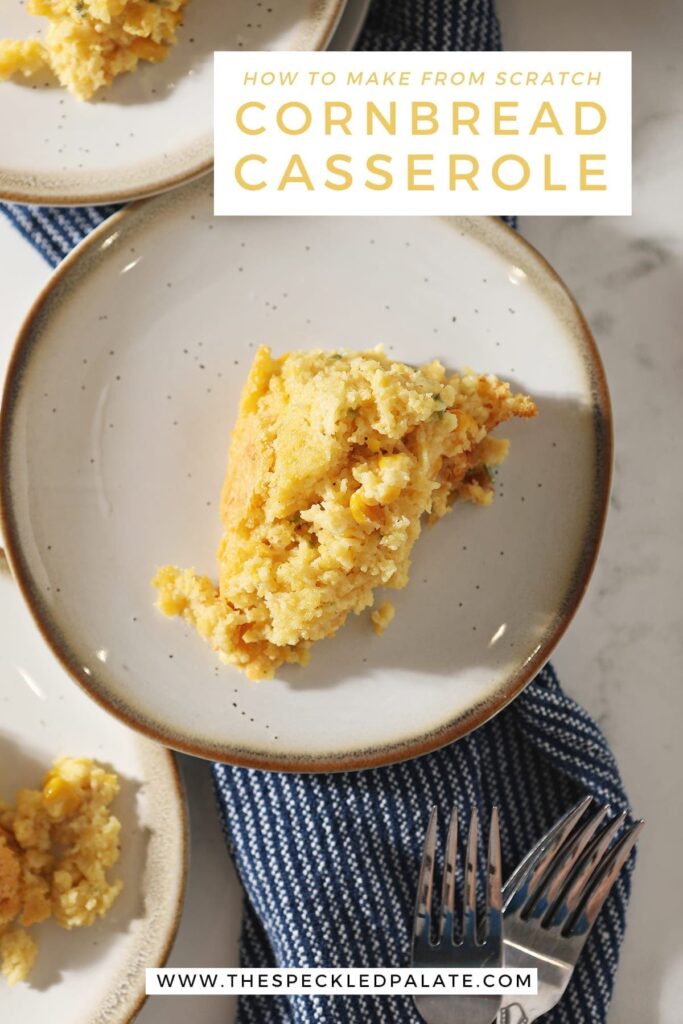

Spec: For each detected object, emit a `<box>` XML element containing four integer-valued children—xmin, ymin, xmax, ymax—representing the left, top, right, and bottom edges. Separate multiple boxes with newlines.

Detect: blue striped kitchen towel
<box><xmin>214</xmin><ymin>663</ymin><xmax>635</xmax><ymax>1024</ymax></box>
<box><xmin>0</xmin><ymin>2</ymin><xmax>635</xmax><ymax>1023</ymax></box>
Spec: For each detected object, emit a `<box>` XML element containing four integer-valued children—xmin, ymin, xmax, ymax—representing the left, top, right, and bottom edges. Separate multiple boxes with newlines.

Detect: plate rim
<box><xmin>112</xmin><ymin>745</ymin><xmax>189</xmax><ymax>1023</ymax></box>
<box><xmin>328</xmin><ymin>0</ymin><xmax>370</xmax><ymax>51</ymax></box>
<box><xmin>0</xmin><ymin>207</ymin><xmax>613</xmax><ymax>773</ymax></box>
<box><xmin>0</xmin><ymin>0</ymin><xmax>349</xmax><ymax>207</ymax></box>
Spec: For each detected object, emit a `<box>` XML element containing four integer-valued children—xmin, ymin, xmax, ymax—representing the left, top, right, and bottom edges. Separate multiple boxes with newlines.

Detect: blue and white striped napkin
<box><xmin>214</xmin><ymin>663</ymin><xmax>634</xmax><ymax>1024</ymax></box>
<box><xmin>0</xmin><ymin>2</ymin><xmax>635</xmax><ymax>1022</ymax></box>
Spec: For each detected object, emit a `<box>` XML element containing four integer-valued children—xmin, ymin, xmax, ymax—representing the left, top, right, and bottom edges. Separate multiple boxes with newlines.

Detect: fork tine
<box><xmin>439</xmin><ymin>807</ymin><xmax>458</xmax><ymax>943</ymax></box>
<box><xmin>487</xmin><ymin>807</ymin><xmax>502</xmax><ymax>945</ymax></box>
<box><xmin>550</xmin><ymin>812</ymin><xmax>627</xmax><ymax>926</ymax></box>
<box><xmin>413</xmin><ymin>806</ymin><xmax>438</xmax><ymax>945</ymax></box>
<box><xmin>524</xmin><ymin>806</ymin><xmax>610</xmax><ymax>919</ymax></box>
<box><xmin>463</xmin><ymin>807</ymin><xmax>479</xmax><ymax>944</ymax></box>
<box><xmin>566</xmin><ymin>820</ymin><xmax>644</xmax><ymax>936</ymax></box>
<box><xmin>503</xmin><ymin>796</ymin><xmax>593</xmax><ymax>913</ymax></box>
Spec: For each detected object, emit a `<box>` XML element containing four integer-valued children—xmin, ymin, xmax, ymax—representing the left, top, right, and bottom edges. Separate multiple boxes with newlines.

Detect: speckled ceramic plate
<box><xmin>0</xmin><ymin>182</ymin><xmax>612</xmax><ymax>771</ymax></box>
<box><xmin>0</xmin><ymin>560</ymin><xmax>187</xmax><ymax>1020</ymax></box>
<box><xmin>0</xmin><ymin>0</ymin><xmax>347</xmax><ymax>206</ymax></box>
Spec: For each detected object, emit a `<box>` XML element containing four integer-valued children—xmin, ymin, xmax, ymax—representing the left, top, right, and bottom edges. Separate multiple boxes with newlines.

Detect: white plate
<box><xmin>0</xmin><ymin>182</ymin><xmax>612</xmax><ymax>771</ymax></box>
<box><xmin>0</xmin><ymin>0</ymin><xmax>347</xmax><ymax>205</ymax></box>
<box><xmin>0</xmin><ymin>561</ymin><xmax>187</xmax><ymax>1020</ymax></box>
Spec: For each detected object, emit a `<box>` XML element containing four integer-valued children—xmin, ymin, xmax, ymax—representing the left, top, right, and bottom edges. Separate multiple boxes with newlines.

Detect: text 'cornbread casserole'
<box><xmin>0</xmin><ymin>0</ymin><xmax>187</xmax><ymax>101</ymax></box>
<box><xmin>153</xmin><ymin>346</ymin><xmax>537</xmax><ymax>680</ymax></box>
<box><xmin>0</xmin><ymin>757</ymin><xmax>122</xmax><ymax>986</ymax></box>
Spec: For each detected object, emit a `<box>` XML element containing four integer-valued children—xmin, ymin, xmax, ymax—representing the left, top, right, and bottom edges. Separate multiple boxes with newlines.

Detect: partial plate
<box><xmin>328</xmin><ymin>0</ymin><xmax>370</xmax><ymax>50</ymax></box>
<box><xmin>0</xmin><ymin>181</ymin><xmax>612</xmax><ymax>771</ymax></box>
<box><xmin>0</xmin><ymin>0</ymin><xmax>347</xmax><ymax>206</ymax></box>
<box><xmin>0</xmin><ymin>559</ymin><xmax>188</xmax><ymax>1021</ymax></box>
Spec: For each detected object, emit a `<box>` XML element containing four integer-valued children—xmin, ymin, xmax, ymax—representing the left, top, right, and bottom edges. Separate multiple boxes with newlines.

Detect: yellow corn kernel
<box><xmin>381</xmin><ymin>484</ymin><xmax>402</xmax><ymax>504</ymax></box>
<box><xmin>42</xmin><ymin>776</ymin><xmax>81</xmax><ymax>818</ymax></box>
<box><xmin>349</xmin><ymin>490</ymin><xmax>381</xmax><ymax>526</ymax></box>
<box><xmin>367</xmin><ymin>437</ymin><xmax>381</xmax><ymax>453</ymax></box>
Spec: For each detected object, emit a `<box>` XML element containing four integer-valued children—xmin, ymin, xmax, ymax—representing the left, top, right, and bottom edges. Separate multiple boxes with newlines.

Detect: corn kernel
<box><xmin>367</xmin><ymin>437</ymin><xmax>381</xmax><ymax>453</ymax></box>
<box><xmin>349</xmin><ymin>490</ymin><xmax>381</xmax><ymax>526</ymax></box>
<box><xmin>380</xmin><ymin>484</ymin><xmax>402</xmax><ymax>504</ymax></box>
<box><xmin>42</xmin><ymin>777</ymin><xmax>81</xmax><ymax>818</ymax></box>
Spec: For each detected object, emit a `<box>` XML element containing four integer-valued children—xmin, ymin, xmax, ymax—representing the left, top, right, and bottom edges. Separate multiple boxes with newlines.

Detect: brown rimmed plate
<box><xmin>0</xmin><ymin>179</ymin><xmax>611</xmax><ymax>771</ymax></box>
<box><xmin>0</xmin><ymin>0</ymin><xmax>348</xmax><ymax>206</ymax></box>
<box><xmin>0</xmin><ymin>568</ymin><xmax>187</xmax><ymax>1019</ymax></box>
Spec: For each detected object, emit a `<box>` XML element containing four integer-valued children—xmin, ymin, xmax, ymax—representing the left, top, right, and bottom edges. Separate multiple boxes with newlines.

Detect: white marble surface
<box><xmin>499</xmin><ymin>1</ymin><xmax>683</xmax><ymax>1020</ymax></box>
<box><xmin>1</xmin><ymin>0</ymin><xmax>682</xmax><ymax>1019</ymax></box>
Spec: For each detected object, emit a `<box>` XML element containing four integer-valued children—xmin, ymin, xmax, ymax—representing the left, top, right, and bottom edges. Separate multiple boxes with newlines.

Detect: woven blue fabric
<box><xmin>214</xmin><ymin>663</ymin><xmax>635</xmax><ymax>1024</ymax></box>
<box><xmin>358</xmin><ymin>0</ymin><xmax>502</xmax><ymax>51</ymax></box>
<box><xmin>0</xmin><ymin>2</ymin><xmax>635</xmax><ymax>1022</ymax></box>
<box><xmin>0</xmin><ymin>201</ymin><xmax>118</xmax><ymax>267</ymax></box>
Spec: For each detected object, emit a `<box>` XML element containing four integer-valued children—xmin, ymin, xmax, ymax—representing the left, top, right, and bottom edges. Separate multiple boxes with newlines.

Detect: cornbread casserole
<box><xmin>154</xmin><ymin>346</ymin><xmax>537</xmax><ymax>680</ymax></box>
<box><xmin>0</xmin><ymin>757</ymin><xmax>122</xmax><ymax>986</ymax></box>
<box><xmin>0</xmin><ymin>0</ymin><xmax>187</xmax><ymax>101</ymax></box>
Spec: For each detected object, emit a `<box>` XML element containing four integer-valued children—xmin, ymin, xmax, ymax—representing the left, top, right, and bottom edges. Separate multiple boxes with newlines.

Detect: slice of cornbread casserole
<box><xmin>153</xmin><ymin>346</ymin><xmax>537</xmax><ymax>680</ymax></box>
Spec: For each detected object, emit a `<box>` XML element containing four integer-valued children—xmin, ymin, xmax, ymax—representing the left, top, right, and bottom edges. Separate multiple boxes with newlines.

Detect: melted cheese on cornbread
<box><xmin>153</xmin><ymin>346</ymin><xmax>537</xmax><ymax>680</ymax></box>
<box><xmin>0</xmin><ymin>0</ymin><xmax>186</xmax><ymax>100</ymax></box>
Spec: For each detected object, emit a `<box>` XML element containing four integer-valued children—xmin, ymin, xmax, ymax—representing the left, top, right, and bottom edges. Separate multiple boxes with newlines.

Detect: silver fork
<box><xmin>499</xmin><ymin>797</ymin><xmax>644</xmax><ymax>1023</ymax></box>
<box><xmin>412</xmin><ymin>806</ymin><xmax>503</xmax><ymax>1024</ymax></box>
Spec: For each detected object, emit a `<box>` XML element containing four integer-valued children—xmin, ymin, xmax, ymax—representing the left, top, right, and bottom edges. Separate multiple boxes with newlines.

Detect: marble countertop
<box><xmin>501</xmin><ymin>1</ymin><xmax>683</xmax><ymax>1020</ymax></box>
<box><xmin>1</xmin><ymin>0</ymin><xmax>681</xmax><ymax>1019</ymax></box>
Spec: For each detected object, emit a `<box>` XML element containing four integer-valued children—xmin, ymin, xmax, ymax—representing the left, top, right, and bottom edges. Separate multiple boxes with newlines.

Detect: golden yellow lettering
<box><xmin>235</xmin><ymin>102</ymin><xmax>266</xmax><ymax>135</ymax></box>
<box><xmin>492</xmin><ymin>155</ymin><xmax>530</xmax><ymax>191</ymax></box>
<box><xmin>325</xmin><ymin>103</ymin><xmax>352</xmax><ymax>136</ymax></box>
<box><xmin>407</xmin><ymin>154</ymin><xmax>434</xmax><ymax>191</ymax></box>
<box><xmin>452</xmin><ymin>102</ymin><xmax>480</xmax><ymax>135</ymax></box>
<box><xmin>412</xmin><ymin>102</ymin><xmax>438</xmax><ymax>135</ymax></box>
<box><xmin>449</xmin><ymin>154</ymin><xmax>479</xmax><ymax>190</ymax></box>
<box><xmin>580</xmin><ymin>154</ymin><xmax>607</xmax><ymax>190</ymax></box>
<box><xmin>276</xmin><ymin>102</ymin><xmax>312</xmax><ymax>136</ymax></box>
<box><xmin>366</xmin><ymin>154</ymin><xmax>393</xmax><ymax>190</ymax></box>
<box><xmin>277</xmin><ymin>154</ymin><xmax>314</xmax><ymax>190</ymax></box>
<box><xmin>530</xmin><ymin>102</ymin><xmax>563</xmax><ymax>135</ymax></box>
<box><xmin>543</xmin><ymin>153</ymin><xmax>566</xmax><ymax>191</ymax></box>
<box><xmin>367</xmin><ymin>102</ymin><xmax>396</xmax><ymax>135</ymax></box>
<box><xmin>494</xmin><ymin>102</ymin><xmax>519</xmax><ymax>135</ymax></box>
<box><xmin>325</xmin><ymin>154</ymin><xmax>353</xmax><ymax>190</ymax></box>
<box><xmin>234</xmin><ymin>154</ymin><xmax>267</xmax><ymax>190</ymax></box>
<box><xmin>576</xmin><ymin>102</ymin><xmax>607</xmax><ymax>135</ymax></box>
